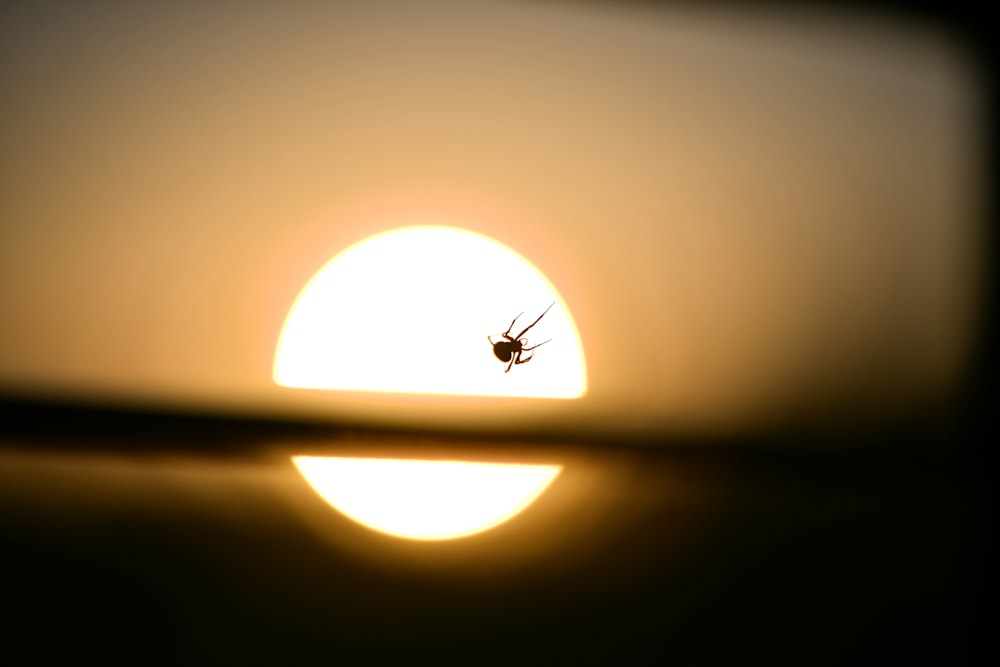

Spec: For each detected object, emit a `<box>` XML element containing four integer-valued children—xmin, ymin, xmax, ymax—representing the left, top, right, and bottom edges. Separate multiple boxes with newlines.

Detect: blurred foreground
<box><xmin>0</xmin><ymin>399</ymin><xmax>990</xmax><ymax>665</ymax></box>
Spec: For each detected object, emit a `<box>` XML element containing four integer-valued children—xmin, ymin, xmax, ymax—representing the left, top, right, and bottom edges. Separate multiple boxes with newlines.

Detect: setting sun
<box><xmin>274</xmin><ymin>226</ymin><xmax>586</xmax><ymax>398</ymax></box>
<box><xmin>293</xmin><ymin>456</ymin><xmax>562</xmax><ymax>540</ymax></box>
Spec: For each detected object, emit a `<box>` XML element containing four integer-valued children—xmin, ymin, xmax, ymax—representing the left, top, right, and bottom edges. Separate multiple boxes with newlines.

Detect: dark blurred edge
<box><xmin>0</xmin><ymin>1</ymin><xmax>994</xmax><ymax>663</ymax></box>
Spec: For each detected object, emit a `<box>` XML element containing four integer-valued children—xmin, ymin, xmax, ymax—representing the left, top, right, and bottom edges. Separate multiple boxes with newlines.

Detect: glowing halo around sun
<box><xmin>293</xmin><ymin>456</ymin><xmax>562</xmax><ymax>540</ymax></box>
<box><xmin>273</xmin><ymin>226</ymin><xmax>586</xmax><ymax>398</ymax></box>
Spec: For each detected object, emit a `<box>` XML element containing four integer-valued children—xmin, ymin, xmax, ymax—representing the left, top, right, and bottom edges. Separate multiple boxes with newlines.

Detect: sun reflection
<box><xmin>273</xmin><ymin>226</ymin><xmax>586</xmax><ymax>398</ymax></box>
<box><xmin>293</xmin><ymin>456</ymin><xmax>562</xmax><ymax>540</ymax></box>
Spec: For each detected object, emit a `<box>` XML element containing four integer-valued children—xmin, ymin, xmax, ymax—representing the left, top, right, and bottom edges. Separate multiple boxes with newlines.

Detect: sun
<box><xmin>293</xmin><ymin>456</ymin><xmax>562</xmax><ymax>540</ymax></box>
<box><xmin>273</xmin><ymin>226</ymin><xmax>586</xmax><ymax>398</ymax></box>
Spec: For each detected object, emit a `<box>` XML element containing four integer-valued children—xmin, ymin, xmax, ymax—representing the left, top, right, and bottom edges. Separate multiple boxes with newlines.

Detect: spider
<box><xmin>488</xmin><ymin>302</ymin><xmax>555</xmax><ymax>373</ymax></box>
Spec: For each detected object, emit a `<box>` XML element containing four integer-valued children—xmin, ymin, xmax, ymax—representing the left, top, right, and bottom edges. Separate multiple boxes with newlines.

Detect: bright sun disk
<box><xmin>273</xmin><ymin>226</ymin><xmax>586</xmax><ymax>398</ymax></box>
<box><xmin>293</xmin><ymin>456</ymin><xmax>562</xmax><ymax>540</ymax></box>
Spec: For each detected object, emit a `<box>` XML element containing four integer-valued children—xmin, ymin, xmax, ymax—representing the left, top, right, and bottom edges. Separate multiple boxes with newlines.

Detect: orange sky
<box><xmin>0</xmin><ymin>1</ymin><xmax>985</xmax><ymax>438</ymax></box>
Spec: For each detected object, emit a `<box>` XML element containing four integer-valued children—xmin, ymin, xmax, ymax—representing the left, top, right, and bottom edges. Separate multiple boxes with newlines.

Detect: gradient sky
<box><xmin>0</xmin><ymin>0</ymin><xmax>984</xmax><ymax>437</ymax></box>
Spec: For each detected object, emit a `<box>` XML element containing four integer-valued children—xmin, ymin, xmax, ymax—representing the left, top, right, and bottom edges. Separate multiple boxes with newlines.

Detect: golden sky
<box><xmin>0</xmin><ymin>1</ymin><xmax>985</xmax><ymax>437</ymax></box>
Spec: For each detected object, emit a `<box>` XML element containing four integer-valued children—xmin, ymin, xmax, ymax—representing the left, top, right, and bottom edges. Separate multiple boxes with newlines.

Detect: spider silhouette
<box><xmin>488</xmin><ymin>302</ymin><xmax>555</xmax><ymax>373</ymax></box>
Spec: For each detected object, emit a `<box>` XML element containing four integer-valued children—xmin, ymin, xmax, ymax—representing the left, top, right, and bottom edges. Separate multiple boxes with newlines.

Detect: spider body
<box><xmin>488</xmin><ymin>302</ymin><xmax>554</xmax><ymax>372</ymax></box>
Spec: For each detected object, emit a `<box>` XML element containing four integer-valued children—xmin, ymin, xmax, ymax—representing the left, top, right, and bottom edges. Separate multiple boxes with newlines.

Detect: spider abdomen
<box><xmin>492</xmin><ymin>341</ymin><xmax>518</xmax><ymax>362</ymax></box>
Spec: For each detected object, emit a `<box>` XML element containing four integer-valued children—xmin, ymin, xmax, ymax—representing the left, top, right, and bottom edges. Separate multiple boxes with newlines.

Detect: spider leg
<box><xmin>515</xmin><ymin>302</ymin><xmax>555</xmax><ymax>339</ymax></box>
<box><xmin>521</xmin><ymin>338</ymin><xmax>551</xmax><ymax>351</ymax></box>
<box><xmin>515</xmin><ymin>338</ymin><xmax>553</xmax><ymax>366</ymax></box>
<box><xmin>504</xmin><ymin>351</ymin><xmax>517</xmax><ymax>373</ymax></box>
<box><xmin>503</xmin><ymin>313</ymin><xmax>524</xmax><ymax>337</ymax></box>
<box><xmin>514</xmin><ymin>351</ymin><xmax>536</xmax><ymax>365</ymax></box>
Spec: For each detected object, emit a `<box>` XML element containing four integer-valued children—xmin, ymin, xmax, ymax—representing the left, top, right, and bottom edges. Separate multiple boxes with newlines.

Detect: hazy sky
<box><xmin>0</xmin><ymin>0</ymin><xmax>984</xmax><ymax>437</ymax></box>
